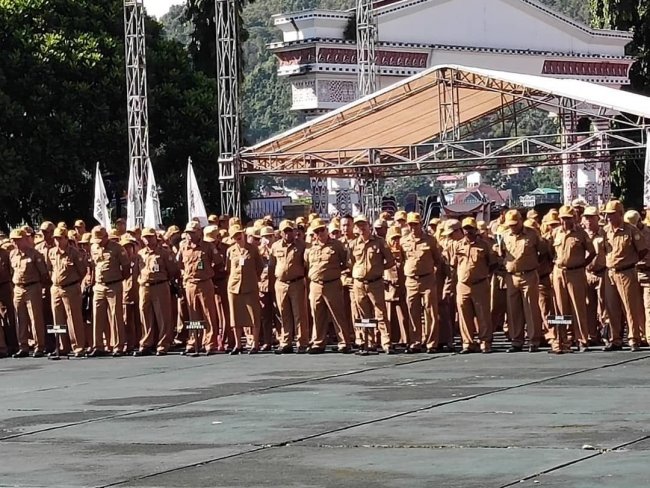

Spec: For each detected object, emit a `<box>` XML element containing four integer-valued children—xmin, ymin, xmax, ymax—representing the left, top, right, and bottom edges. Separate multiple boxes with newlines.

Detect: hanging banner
<box><xmin>126</xmin><ymin>162</ymin><xmax>137</xmax><ymax>230</ymax></box>
<box><xmin>144</xmin><ymin>159</ymin><xmax>163</xmax><ymax>229</ymax></box>
<box><xmin>187</xmin><ymin>158</ymin><xmax>208</xmax><ymax>227</ymax></box>
<box><xmin>93</xmin><ymin>162</ymin><xmax>111</xmax><ymax>229</ymax></box>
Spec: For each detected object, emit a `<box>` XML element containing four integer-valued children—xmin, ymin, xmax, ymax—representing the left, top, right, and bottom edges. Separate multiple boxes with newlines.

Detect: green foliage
<box><xmin>0</xmin><ymin>0</ymin><xmax>219</xmax><ymax>228</ymax></box>
<box><xmin>160</xmin><ymin>3</ymin><xmax>191</xmax><ymax>46</ymax></box>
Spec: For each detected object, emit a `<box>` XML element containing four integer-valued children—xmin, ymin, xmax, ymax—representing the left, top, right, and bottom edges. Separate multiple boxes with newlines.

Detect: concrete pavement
<box><xmin>1</xmin><ymin>349</ymin><xmax>649</xmax><ymax>487</ymax></box>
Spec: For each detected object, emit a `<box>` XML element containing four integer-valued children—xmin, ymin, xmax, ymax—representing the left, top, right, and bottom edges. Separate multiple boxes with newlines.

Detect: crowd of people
<box><xmin>0</xmin><ymin>196</ymin><xmax>648</xmax><ymax>360</ymax></box>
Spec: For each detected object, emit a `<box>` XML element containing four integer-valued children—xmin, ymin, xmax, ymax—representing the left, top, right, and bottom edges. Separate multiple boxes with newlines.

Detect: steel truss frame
<box><xmin>124</xmin><ymin>0</ymin><xmax>150</xmax><ymax>227</ymax></box>
<box><xmin>216</xmin><ymin>0</ymin><xmax>241</xmax><ymax>217</ymax></box>
<box><xmin>240</xmin><ymin>67</ymin><xmax>648</xmax><ymax>180</ymax></box>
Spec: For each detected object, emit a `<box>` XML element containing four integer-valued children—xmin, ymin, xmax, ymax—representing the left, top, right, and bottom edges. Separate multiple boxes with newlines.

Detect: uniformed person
<box><xmin>134</xmin><ymin>227</ymin><xmax>180</xmax><ymax>356</ymax></box>
<box><xmin>583</xmin><ymin>206</ymin><xmax>609</xmax><ymax>344</ymax></box>
<box><xmin>258</xmin><ymin>226</ymin><xmax>276</xmax><ymax>351</ymax></box>
<box><xmin>121</xmin><ymin>236</ymin><xmax>140</xmax><ymax>352</ymax></box>
<box><xmin>499</xmin><ymin>209</ymin><xmax>545</xmax><ymax>352</ymax></box>
<box><xmin>10</xmin><ymin>229</ymin><xmax>50</xmax><ymax>357</ymax></box>
<box><xmin>270</xmin><ymin>220</ymin><xmax>309</xmax><ymax>354</ymax></box>
<box><xmin>552</xmin><ymin>206</ymin><xmax>595</xmax><ymax>353</ymax></box>
<box><xmin>339</xmin><ymin>215</ymin><xmax>357</xmax><ymax>346</ymax></box>
<box><xmin>384</xmin><ymin>225</ymin><xmax>409</xmax><ymax>346</ymax></box>
<box><xmin>48</xmin><ymin>227</ymin><xmax>87</xmax><ymax>357</ymax></box>
<box><xmin>304</xmin><ymin>218</ymin><xmax>353</xmax><ymax>354</ymax></box>
<box><xmin>625</xmin><ymin>210</ymin><xmax>650</xmax><ymax>344</ymax></box>
<box><xmin>0</xmin><ymin>240</ymin><xmax>16</xmax><ymax>357</ymax></box>
<box><xmin>226</xmin><ymin>224</ymin><xmax>264</xmax><ymax>354</ymax></box>
<box><xmin>349</xmin><ymin>215</ymin><xmax>396</xmax><ymax>353</ymax></box>
<box><xmin>89</xmin><ymin>226</ymin><xmax>130</xmax><ymax>357</ymax></box>
<box><xmin>603</xmin><ymin>200</ymin><xmax>647</xmax><ymax>351</ymax></box>
<box><xmin>451</xmin><ymin>217</ymin><xmax>497</xmax><ymax>354</ymax></box>
<box><xmin>401</xmin><ymin>212</ymin><xmax>443</xmax><ymax>353</ymax></box>
<box><xmin>439</xmin><ymin>219</ymin><xmax>463</xmax><ymax>351</ymax></box>
<box><xmin>179</xmin><ymin>221</ymin><xmax>222</xmax><ymax>355</ymax></box>
<box><xmin>36</xmin><ymin>221</ymin><xmax>57</xmax><ymax>352</ymax></box>
<box><xmin>203</xmin><ymin>225</ymin><xmax>231</xmax><ymax>351</ymax></box>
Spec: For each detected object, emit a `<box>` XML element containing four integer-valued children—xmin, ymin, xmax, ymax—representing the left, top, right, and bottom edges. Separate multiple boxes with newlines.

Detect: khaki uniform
<box><xmin>402</xmin><ymin>233</ymin><xmax>442</xmax><ymax>350</ymax></box>
<box><xmin>213</xmin><ymin>242</ymin><xmax>232</xmax><ymax>348</ymax></box>
<box><xmin>635</xmin><ymin>224</ymin><xmax>650</xmax><ymax>342</ymax></box>
<box><xmin>501</xmin><ymin>227</ymin><xmax>544</xmax><ymax>348</ymax></box>
<box><xmin>604</xmin><ymin>222</ymin><xmax>647</xmax><ymax>346</ymax></box>
<box><xmin>305</xmin><ymin>237</ymin><xmax>351</xmax><ymax>349</ymax></box>
<box><xmin>486</xmin><ymin>234</ymin><xmax>507</xmax><ymax>333</ymax></box>
<box><xmin>258</xmin><ymin>244</ymin><xmax>275</xmax><ymax>348</ymax></box>
<box><xmin>181</xmin><ymin>241</ymin><xmax>222</xmax><ymax>352</ymax></box>
<box><xmin>439</xmin><ymin>238</ymin><xmax>457</xmax><ymax>347</ymax></box>
<box><xmin>384</xmin><ymin>244</ymin><xmax>408</xmax><ymax>344</ymax></box>
<box><xmin>0</xmin><ymin>248</ymin><xmax>16</xmax><ymax>355</ymax></box>
<box><xmin>538</xmin><ymin>235</ymin><xmax>557</xmax><ymax>343</ymax></box>
<box><xmin>451</xmin><ymin>236</ymin><xmax>496</xmax><ymax>351</ymax></box>
<box><xmin>123</xmin><ymin>254</ymin><xmax>140</xmax><ymax>350</ymax></box>
<box><xmin>226</xmin><ymin>243</ymin><xmax>264</xmax><ymax>349</ymax></box>
<box><xmin>91</xmin><ymin>241</ymin><xmax>130</xmax><ymax>352</ymax></box>
<box><xmin>48</xmin><ymin>245</ymin><xmax>87</xmax><ymax>354</ymax></box>
<box><xmin>270</xmin><ymin>239</ymin><xmax>308</xmax><ymax>349</ymax></box>
<box><xmin>552</xmin><ymin>227</ymin><xmax>595</xmax><ymax>350</ymax></box>
<box><xmin>11</xmin><ymin>248</ymin><xmax>49</xmax><ymax>353</ymax></box>
<box><xmin>36</xmin><ymin>239</ymin><xmax>56</xmax><ymax>351</ymax></box>
<box><xmin>339</xmin><ymin>236</ymin><xmax>357</xmax><ymax>342</ymax></box>
<box><xmin>137</xmin><ymin>245</ymin><xmax>179</xmax><ymax>352</ymax></box>
<box><xmin>585</xmin><ymin>229</ymin><xmax>608</xmax><ymax>343</ymax></box>
<box><xmin>349</xmin><ymin>235</ymin><xmax>395</xmax><ymax>350</ymax></box>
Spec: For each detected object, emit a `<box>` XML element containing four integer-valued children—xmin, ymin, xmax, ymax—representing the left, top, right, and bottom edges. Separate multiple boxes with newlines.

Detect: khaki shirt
<box><xmin>48</xmin><ymin>245</ymin><xmax>87</xmax><ymax>287</ymax></box>
<box><xmin>585</xmin><ymin>228</ymin><xmax>606</xmax><ymax>275</ymax></box>
<box><xmin>90</xmin><ymin>241</ymin><xmax>130</xmax><ymax>284</ymax></box>
<box><xmin>553</xmin><ymin>227</ymin><xmax>595</xmax><ymax>269</ymax></box>
<box><xmin>180</xmin><ymin>240</ymin><xmax>221</xmax><ymax>284</ymax></box>
<box><xmin>35</xmin><ymin>239</ymin><xmax>55</xmax><ymax>260</ymax></box>
<box><xmin>258</xmin><ymin>244</ymin><xmax>272</xmax><ymax>293</ymax></box>
<box><xmin>305</xmin><ymin>237</ymin><xmax>347</xmax><ymax>283</ymax></box>
<box><xmin>339</xmin><ymin>235</ymin><xmax>355</xmax><ymax>287</ymax></box>
<box><xmin>10</xmin><ymin>248</ymin><xmax>49</xmax><ymax>286</ymax></box>
<box><xmin>0</xmin><ymin>248</ymin><xmax>12</xmax><ymax>284</ymax></box>
<box><xmin>213</xmin><ymin>242</ymin><xmax>229</xmax><ymax>282</ymax></box>
<box><xmin>636</xmin><ymin>224</ymin><xmax>650</xmax><ymax>271</ymax></box>
<box><xmin>451</xmin><ymin>236</ymin><xmax>496</xmax><ymax>285</ymax></box>
<box><xmin>137</xmin><ymin>245</ymin><xmax>178</xmax><ymax>285</ymax></box>
<box><xmin>226</xmin><ymin>242</ymin><xmax>264</xmax><ymax>294</ymax></box>
<box><xmin>401</xmin><ymin>233</ymin><xmax>441</xmax><ymax>278</ymax></box>
<box><xmin>501</xmin><ymin>227</ymin><xmax>544</xmax><ymax>273</ymax></box>
<box><xmin>604</xmin><ymin>222</ymin><xmax>647</xmax><ymax>270</ymax></box>
<box><xmin>270</xmin><ymin>239</ymin><xmax>306</xmax><ymax>282</ymax></box>
<box><xmin>349</xmin><ymin>235</ymin><xmax>394</xmax><ymax>281</ymax></box>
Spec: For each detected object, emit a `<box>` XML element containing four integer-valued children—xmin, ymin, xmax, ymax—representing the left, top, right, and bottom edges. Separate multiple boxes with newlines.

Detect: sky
<box><xmin>144</xmin><ymin>0</ymin><xmax>181</xmax><ymax>19</ymax></box>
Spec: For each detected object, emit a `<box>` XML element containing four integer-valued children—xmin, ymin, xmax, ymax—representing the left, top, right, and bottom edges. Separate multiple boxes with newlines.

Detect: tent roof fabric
<box><xmin>242</xmin><ymin>64</ymin><xmax>650</xmax><ymax>172</ymax></box>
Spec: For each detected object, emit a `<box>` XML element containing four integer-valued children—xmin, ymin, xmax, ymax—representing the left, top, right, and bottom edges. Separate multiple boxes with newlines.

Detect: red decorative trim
<box><xmin>276</xmin><ymin>47</ymin><xmax>317</xmax><ymax>67</ymax></box>
<box><xmin>542</xmin><ymin>60</ymin><xmax>630</xmax><ymax>77</ymax></box>
<box><xmin>317</xmin><ymin>48</ymin><xmax>428</xmax><ymax>68</ymax></box>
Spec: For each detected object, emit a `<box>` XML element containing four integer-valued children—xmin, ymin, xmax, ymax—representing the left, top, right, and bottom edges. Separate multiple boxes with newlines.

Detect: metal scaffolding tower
<box><xmin>357</xmin><ymin>0</ymin><xmax>379</xmax><ymax>218</ymax></box>
<box><xmin>123</xmin><ymin>0</ymin><xmax>150</xmax><ymax>227</ymax></box>
<box><xmin>356</xmin><ymin>0</ymin><xmax>378</xmax><ymax>97</ymax></box>
<box><xmin>216</xmin><ymin>0</ymin><xmax>242</xmax><ymax>217</ymax></box>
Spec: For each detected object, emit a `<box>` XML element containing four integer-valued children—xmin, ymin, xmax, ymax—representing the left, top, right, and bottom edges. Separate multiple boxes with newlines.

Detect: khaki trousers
<box><xmin>139</xmin><ymin>282</ymin><xmax>173</xmax><ymax>352</ymax></box>
<box><xmin>405</xmin><ymin>273</ymin><xmax>439</xmax><ymax>349</ymax></box>
<box><xmin>215</xmin><ymin>279</ymin><xmax>233</xmax><ymax>348</ymax></box>
<box><xmin>609</xmin><ymin>268</ymin><xmax>645</xmax><ymax>346</ymax></box>
<box><xmin>51</xmin><ymin>284</ymin><xmax>85</xmax><ymax>354</ymax></box>
<box><xmin>538</xmin><ymin>273</ymin><xmax>556</xmax><ymax>343</ymax></box>
<box><xmin>15</xmin><ymin>283</ymin><xmax>45</xmax><ymax>353</ymax></box>
<box><xmin>259</xmin><ymin>291</ymin><xmax>275</xmax><ymax>347</ymax></box>
<box><xmin>353</xmin><ymin>279</ymin><xmax>391</xmax><ymax>349</ymax></box>
<box><xmin>586</xmin><ymin>272</ymin><xmax>606</xmax><ymax>342</ymax></box>
<box><xmin>275</xmin><ymin>279</ymin><xmax>309</xmax><ymax>348</ymax></box>
<box><xmin>456</xmin><ymin>279</ymin><xmax>492</xmax><ymax>349</ymax></box>
<box><xmin>505</xmin><ymin>270</ymin><xmax>543</xmax><ymax>348</ymax></box>
<box><xmin>642</xmin><ymin>286</ymin><xmax>650</xmax><ymax>342</ymax></box>
<box><xmin>553</xmin><ymin>268</ymin><xmax>589</xmax><ymax>350</ymax></box>
<box><xmin>229</xmin><ymin>291</ymin><xmax>261</xmax><ymax>349</ymax></box>
<box><xmin>309</xmin><ymin>280</ymin><xmax>351</xmax><ymax>349</ymax></box>
<box><xmin>185</xmin><ymin>280</ymin><xmax>219</xmax><ymax>351</ymax></box>
<box><xmin>93</xmin><ymin>282</ymin><xmax>126</xmax><ymax>352</ymax></box>
<box><xmin>0</xmin><ymin>281</ymin><xmax>16</xmax><ymax>353</ymax></box>
<box><xmin>490</xmin><ymin>273</ymin><xmax>507</xmax><ymax>332</ymax></box>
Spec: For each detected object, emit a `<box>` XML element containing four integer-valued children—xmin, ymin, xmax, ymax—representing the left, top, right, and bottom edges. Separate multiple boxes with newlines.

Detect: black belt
<box><xmin>354</xmin><ymin>276</ymin><xmax>382</xmax><ymax>285</ymax></box>
<box><xmin>144</xmin><ymin>280</ymin><xmax>167</xmax><ymax>287</ymax></box>
<box><xmin>59</xmin><ymin>280</ymin><xmax>81</xmax><ymax>289</ymax></box>
<box><xmin>97</xmin><ymin>278</ymin><xmax>122</xmax><ymax>286</ymax></box>
<box><xmin>508</xmin><ymin>269</ymin><xmax>536</xmax><ymax>276</ymax></box>
<box><xmin>556</xmin><ymin>264</ymin><xmax>585</xmax><ymax>271</ymax></box>
<box><xmin>279</xmin><ymin>277</ymin><xmax>304</xmax><ymax>284</ymax></box>
<box><xmin>408</xmin><ymin>272</ymin><xmax>432</xmax><ymax>279</ymax></box>
<box><xmin>16</xmin><ymin>281</ymin><xmax>39</xmax><ymax>288</ymax></box>
<box><xmin>312</xmin><ymin>277</ymin><xmax>340</xmax><ymax>285</ymax></box>
<box><xmin>589</xmin><ymin>268</ymin><xmax>606</xmax><ymax>276</ymax></box>
<box><xmin>471</xmin><ymin>276</ymin><xmax>489</xmax><ymax>285</ymax></box>
<box><xmin>609</xmin><ymin>264</ymin><xmax>637</xmax><ymax>273</ymax></box>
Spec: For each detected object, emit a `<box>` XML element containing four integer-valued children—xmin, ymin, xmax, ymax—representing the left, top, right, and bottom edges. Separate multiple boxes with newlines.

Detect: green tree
<box><xmin>590</xmin><ymin>0</ymin><xmax>649</xmax><ymax>206</ymax></box>
<box><xmin>0</xmin><ymin>0</ymin><xmax>219</xmax><ymax>228</ymax></box>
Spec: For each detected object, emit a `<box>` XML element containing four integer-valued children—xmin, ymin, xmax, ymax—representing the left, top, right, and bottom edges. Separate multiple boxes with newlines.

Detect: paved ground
<box><xmin>2</xmin><ymin>348</ymin><xmax>650</xmax><ymax>488</ymax></box>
